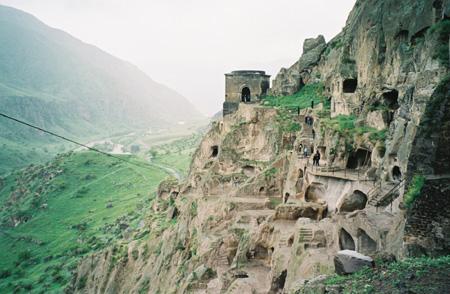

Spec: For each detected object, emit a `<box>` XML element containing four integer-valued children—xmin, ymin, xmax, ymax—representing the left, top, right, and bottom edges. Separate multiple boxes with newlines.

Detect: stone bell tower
<box><xmin>223</xmin><ymin>70</ymin><xmax>270</xmax><ymax>116</ymax></box>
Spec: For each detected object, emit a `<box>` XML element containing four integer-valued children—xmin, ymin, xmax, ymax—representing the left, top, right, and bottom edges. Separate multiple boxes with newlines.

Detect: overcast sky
<box><xmin>0</xmin><ymin>0</ymin><xmax>356</xmax><ymax>115</ymax></box>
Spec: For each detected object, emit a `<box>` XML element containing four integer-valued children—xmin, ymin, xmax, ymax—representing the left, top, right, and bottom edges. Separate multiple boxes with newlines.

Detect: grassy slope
<box><xmin>324</xmin><ymin>255</ymin><xmax>450</xmax><ymax>294</ymax></box>
<box><xmin>0</xmin><ymin>151</ymin><xmax>168</xmax><ymax>293</ymax></box>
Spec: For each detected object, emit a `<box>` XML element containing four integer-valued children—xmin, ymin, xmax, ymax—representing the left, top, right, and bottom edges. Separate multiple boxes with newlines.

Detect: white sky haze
<box><xmin>0</xmin><ymin>0</ymin><xmax>356</xmax><ymax>115</ymax></box>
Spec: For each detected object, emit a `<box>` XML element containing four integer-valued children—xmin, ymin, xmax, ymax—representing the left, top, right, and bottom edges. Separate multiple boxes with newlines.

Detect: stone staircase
<box><xmin>298</xmin><ymin>228</ymin><xmax>313</xmax><ymax>243</ymax></box>
<box><xmin>367</xmin><ymin>180</ymin><xmax>405</xmax><ymax>207</ymax></box>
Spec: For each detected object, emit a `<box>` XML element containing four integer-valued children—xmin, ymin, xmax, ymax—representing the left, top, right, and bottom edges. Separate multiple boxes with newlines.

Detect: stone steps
<box><xmin>298</xmin><ymin>228</ymin><xmax>313</xmax><ymax>242</ymax></box>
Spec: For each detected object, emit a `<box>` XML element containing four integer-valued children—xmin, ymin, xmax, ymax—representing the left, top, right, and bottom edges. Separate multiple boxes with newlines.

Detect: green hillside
<box><xmin>0</xmin><ymin>151</ymin><xmax>169</xmax><ymax>293</ymax></box>
<box><xmin>0</xmin><ymin>5</ymin><xmax>204</xmax><ymax>173</ymax></box>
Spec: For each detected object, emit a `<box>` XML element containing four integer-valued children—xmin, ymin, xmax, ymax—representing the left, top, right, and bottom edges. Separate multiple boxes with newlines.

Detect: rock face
<box><xmin>69</xmin><ymin>1</ymin><xmax>450</xmax><ymax>293</ymax></box>
<box><xmin>333</xmin><ymin>250</ymin><xmax>374</xmax><ymax>275</ymax></box>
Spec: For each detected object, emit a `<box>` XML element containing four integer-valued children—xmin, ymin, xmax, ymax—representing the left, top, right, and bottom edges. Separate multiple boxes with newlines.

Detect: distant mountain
<box><xmin>0</xmin><ymin>5</ymin><xmax>204</xmax><ymax>173</ymax></box>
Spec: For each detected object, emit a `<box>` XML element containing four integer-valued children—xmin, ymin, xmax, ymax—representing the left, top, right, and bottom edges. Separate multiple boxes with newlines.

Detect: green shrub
<box><xmin>17</xmin><ymin>250</ymin><xmax>32</xmax><ymax>263</ymax></box>
<box><xmin>262</xmin><ymin>83</ymin><xmax>326</xmax><ymax>110</ymax></box>
<box><xmin>428</xmin><ymin>20</ymin><xmax>450</xmax><ymax>66</ymax></box>
<box><xmin>404</xmin><ymin>175</ymin><xmax>426</xmax><ymax>208</ymax></box>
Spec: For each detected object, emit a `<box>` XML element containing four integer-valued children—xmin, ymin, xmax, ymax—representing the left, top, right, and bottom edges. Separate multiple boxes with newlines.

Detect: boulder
<box><xmin>333</xmin><ymin>250</ymin><xmax>374</xmax><ymax>275</ymax></box>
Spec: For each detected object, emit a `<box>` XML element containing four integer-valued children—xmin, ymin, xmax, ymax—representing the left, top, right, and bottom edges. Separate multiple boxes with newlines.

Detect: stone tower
<box><xmin>223</xmin><ymin>70</ymin><xmax>270</xmax><ymax>116</ymax></box>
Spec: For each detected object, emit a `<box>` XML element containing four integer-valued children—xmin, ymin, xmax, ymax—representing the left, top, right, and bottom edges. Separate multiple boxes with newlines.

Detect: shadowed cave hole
<box><xmin>339</xmin><ymin>190</ymin><xmax>368</xmax><ymax>213</ymax></box>
<box><xmin>392</xmin><ymin>166</ymin><xmax>402</xmax><ymax>181</ymax></box>
<box><xmin>433</xmin><ymin>0</ymin><xmax>443</xmax><ymax>22</ymax></box>
<box><xmin>346</xmin><ymin>149</ymin><xmax>372</xmax><ymax>169</ymax></box>
<box><xmin>343</xmin><ymin>79</ymin><xmax>358</xmax><ymax>93</ymax></box>
<box><xmin>211</xmin><ymin>145</ymin><xmax>219</xmax><ymax>158</ymax></box>
<box><xmin>339</xmin><ymin>228</ymin><xmax>355</xmax><ymax>251</ymax></box>
<box><xmin>241</xmin><ymin>87</ymin><xmax>251</xmax><ymax>102</ymax></box>
<box><xmin>383</xmin><ymin>90</ymin><xmax>399</xmax><ymax>110</ymax></box>
<box><xmin>305</xmin><ymin>183</ymin><xmax>326</xmax><ymax>202</ymax></box>
<box><xmin>357</xmin><ymin>229</ymin><xmax>377</xmax><ymax>254</ymax></box>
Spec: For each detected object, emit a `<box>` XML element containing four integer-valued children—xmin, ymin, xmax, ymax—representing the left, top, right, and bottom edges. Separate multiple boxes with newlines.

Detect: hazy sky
<box><xmin>0</xmin><ymin>0</ymin><xmax>356</xmax><ymax>115</ymax></box>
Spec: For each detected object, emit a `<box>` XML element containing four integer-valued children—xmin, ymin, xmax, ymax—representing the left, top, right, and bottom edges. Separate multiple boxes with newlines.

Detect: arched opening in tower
<box><xmin>357</xmin><ymin>229</ymin><xmax>377</xmax><ymax>254</ymax></box>
<box><xmin>339</xmin><ymin>228</ymin><xmax>355</xmax><ymax>250</ymax></box>
<box><xmin>346</xmin><ymin>148</ymin><xmax>372</xmax><ymax>169</ymax></box>
<box><xmin>392</xmin><ymin>166</ymin><xmax>402</xmax><ymax>181</ymax></box>
<box><xmin>343</xmin><ymin>78</ymin><xmax>358</xmax><ymax>93</ymax></box>
<box><xmin>241</xmin><ymin>87</ymin><xmax>251</xmax><ymax>102</ymax></box>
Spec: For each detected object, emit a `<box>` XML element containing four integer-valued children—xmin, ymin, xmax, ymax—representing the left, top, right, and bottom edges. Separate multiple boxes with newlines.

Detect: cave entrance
<box><xmin>211</xmin><ymin>145</ymin><xmax>219</xmax><ymax>158</ymax></box>
<box><xmin>392</xmin><ymin>166</ymin><xmax>402</xmax><ymax>181</ymax></box>
<box><xmin>298</xmin><ymin>78</ymin><xmax>305</xmax><ymax>92</ymax></box>
<box><xmin>305</xmin><ymin>183</ymin><xmax>326</xmax><ymax>202</ymax></box>
<box><xmin>357</xmin><ymin>229</ymin><xmax>377</xmax><ymax>254</ymax></box>
<box><xmin>339</xmin><ymin>190</ymin><xmax>368</xmax><ymax>213</ymax></box>
<box><xmin>346</xmin><ymin>149</ymin><xmax>372</xmax><ymax>169</ymax></box>
<box><xmin>317</xmin><ymin>146</ymin><xmax>327</xmax><ymax>160</ymax></box>
<box><xmin>241</xmin><ymin>87</ymin><xmax>251</xmax><ymax>103</ymax></box>
<box><xmin>339</xmin><ymin>228</ymin><xmax>355</xmax><ymax>251</ymax></box>
<box><xmin>242</xmin><ymin>165</ymin><xmax>256</xmax><ymax>177</ymax></box>
<box><xmin>296</xmin><ymin>169</ymin><xmax>304</xmax><ymax>193</ymax></box>
<box><xmin>383</xmin><ymin>90</ymin><xmax>399</xmax><ymax>110</ymax></box>
<box><xmin>343</xmin><ymin>79</ymin><xmax>358</xmax><ymax>93</ymax></box>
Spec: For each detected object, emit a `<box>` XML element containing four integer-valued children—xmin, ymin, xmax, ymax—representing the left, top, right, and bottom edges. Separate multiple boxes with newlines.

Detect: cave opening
<box><xmin>392</xmin><ymin>166</ymin><xmax>402</xmax><ymax>181</ymax></box>
<box><xmin>343</xmin><ymin>78</ymin><xmax>358</xmax><ymax>93</ymax></box>
<box><xmin>357</xmin><ymin>229</ymin><xmax>377</xmax><ymax>254</ymax></box>
<box><xmin>241</xmin><ymin>87</ymin><xmax>251</xmax><ymax>102</ymax></box>
<box><xmin>346</xmin><ymin>149</ymin><xmax>372</xmax><ymax>169</ymax></box>
<box><xmin>305</xmin><ymin>183</ymin><xmax>326</xmax><ymax>202</ymax></box>
<box><xmin>339</xmin><ymin>190</ymin><xmax>368</xmax><ymax>213</ymax></box>
<box><xmin>383</xmin><ymin>89</ymin><xmax>399</xmax><ymax>110</ymax></box>
<box><xmin>211</xmin><ymin>145</ymin><xmax>219</xmax><ymax>158</ymax></box>
<box><xmin>242</xmin><ymin>165</ymin><xmax>256</xmax><ymax>177</ymax></box>
<box><xmin>339</xmin><ymin>228</ymin><xmax>355</xmax><ymax>250</ymax></box>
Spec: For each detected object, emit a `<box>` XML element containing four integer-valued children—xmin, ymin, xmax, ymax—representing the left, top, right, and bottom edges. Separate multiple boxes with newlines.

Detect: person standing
<box><xmin>303</xmin><ymin>146</ymin><xmax>308</xmax><ymax>158</ymax></box>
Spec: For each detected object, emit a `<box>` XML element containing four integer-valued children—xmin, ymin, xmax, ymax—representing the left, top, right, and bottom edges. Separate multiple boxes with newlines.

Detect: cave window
<box><xmin>343</xmin><ymin>79</ymin><xmax>358</xmax><ymax>93</ymax></box>
<box><xmin>392</xmin><ymin>166</ymin><xmax>402</xmax><ymax>181</ymax></box>
<box><xmin>396</xmin><ymin>30</ymin><xmax>409</xmax><ymax>43</ymax></box>
<box><xmin>357</xmin><ymin>229</ymin><xmax>377</xmax><ymax>254</ymax></box>
<box><xmin>383</xmin><ymin>90</ymin><xmax>399</xmax><ymax>110</ymax></box>
<box><xmin>259</xmin><ymin>187</ymin><xmax>265</xmax><ymax>194</ymax></box>
<box><xmin>339</xmin><ymin>228</ymin><xmax>355</xmax><ymax>250</ymax></box>
<box><xmin>298</xmin><ymin>169</ymin><xmax>304</xmax><ymax>179</ymax></box>
<box><xmin>298</xmin><ymin>78</ymin><xmax>305</xmax><ymax>92</ymax></box>
<box><xmin>211</xmin><ymin>145</ymin><xmax>219</xmax><ymax>158</ymax></box>
<box><xmin>242</xmin><ymin>165</ymin><xmax>256</xmax><ymax>177</ymax></box>
<box><xmin>288</xmin><ymin>235</ymin><xmax>294</xmax><ymax>247</ymax></box>
<box><xmin>305</xmin><ymin>183</ymin><xmax>325</xmax><ymax>202</ymax></box>
<box><xmin>254</xmin><ymin>245</ymin><xmax>269</xmax><ymax>259</ymax></box>
<box><xmin>346</xmin><ymin>149</ymin><xmax>372</xmax><ymax>169</ymax></box>
<box><xmin>339</xmin><ymin>190</ymin><xmax>368</xmax><ymax>213</ymax></box>
<box><xmin>241</xmin><ymin>87</ymin><xmax>251</xmax><ymax>103</ymax></box>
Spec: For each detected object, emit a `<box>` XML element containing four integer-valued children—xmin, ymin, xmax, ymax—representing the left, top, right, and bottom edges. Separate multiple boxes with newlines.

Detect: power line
<box><xmin>0</xmin><ymin>112</ymin><xmax>156</xmax><ymax>171</ymax></box>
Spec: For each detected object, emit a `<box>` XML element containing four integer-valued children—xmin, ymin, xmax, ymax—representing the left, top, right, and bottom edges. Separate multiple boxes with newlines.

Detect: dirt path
<box><xmin>147</xmin><ymin>160</ymin><xmax>184</xmax><ymax>181</ymax></box>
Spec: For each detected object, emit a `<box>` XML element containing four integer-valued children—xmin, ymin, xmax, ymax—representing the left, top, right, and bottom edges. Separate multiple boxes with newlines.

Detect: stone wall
<box><xmin>404</xmin><ymin>178</ymin><xmax>450</xmax><ymax>256</ymax></box>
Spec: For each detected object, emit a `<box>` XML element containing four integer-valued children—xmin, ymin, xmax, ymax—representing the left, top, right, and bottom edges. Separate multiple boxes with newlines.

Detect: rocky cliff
<box><xmin>69</xmin><ymin>0</ymin><xmax>450</xmax><ymax>293</ymax></box>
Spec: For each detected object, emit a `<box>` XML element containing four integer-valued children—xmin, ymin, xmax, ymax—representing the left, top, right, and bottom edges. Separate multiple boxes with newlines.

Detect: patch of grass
<box><xmin>320</xmin><ymin>115</ymin><xmax>387</xmax><ymax>148</ymax></box>
<box><xmin>324</xmin><ymin>255</ymin><xmax>450</xmax><ymax>294</ymax></box>
<box><xmin>262</xmin><ymin>83</ymin><xmax>326</xmax><ymax>110</ymax></box>
<box><xmin>0</xmin><ymin>151</ymin><xmax>168</xmax><ymax>293</ymax></box>
<box><xmin>404</xmin><ymin>175</ymin><xmax>426</xmax><ymax>208</ymax></box>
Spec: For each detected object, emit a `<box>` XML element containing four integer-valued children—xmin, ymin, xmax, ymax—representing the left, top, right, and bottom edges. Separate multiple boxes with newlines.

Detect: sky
<box><xmin>0</xmin><ymin>0</ymin><xmax>356</xmax><ymax>115</ymax></box>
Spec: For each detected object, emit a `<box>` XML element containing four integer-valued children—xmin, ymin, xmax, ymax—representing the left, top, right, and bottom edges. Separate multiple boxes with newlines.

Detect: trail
<box><xmin>147</xmin><ymin>159</ymin><xmax>184</xmax><ymax>181</ymax></box>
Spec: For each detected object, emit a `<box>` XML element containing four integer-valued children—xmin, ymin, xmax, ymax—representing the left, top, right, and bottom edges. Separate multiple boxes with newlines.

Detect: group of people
<box><xmin>304</xmin><ymin>115</ymin><xmax>314</xmax><ymax>126</ymax></box>
<box><xmin>298</xmin><ymin>143</ymin><xmax>321</xmax><ymax>166</ymax></box>
<box><xmin>313</xmin><ymin>150</ymin><xmax>321</xmax><ymax>166</ymax></box>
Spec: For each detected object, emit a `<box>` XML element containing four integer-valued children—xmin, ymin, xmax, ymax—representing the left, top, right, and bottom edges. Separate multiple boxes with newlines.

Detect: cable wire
<box><xmin>0</xmin><ymin>112</ymin><xmax>155</xmax><ymax>171</ymax></box>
